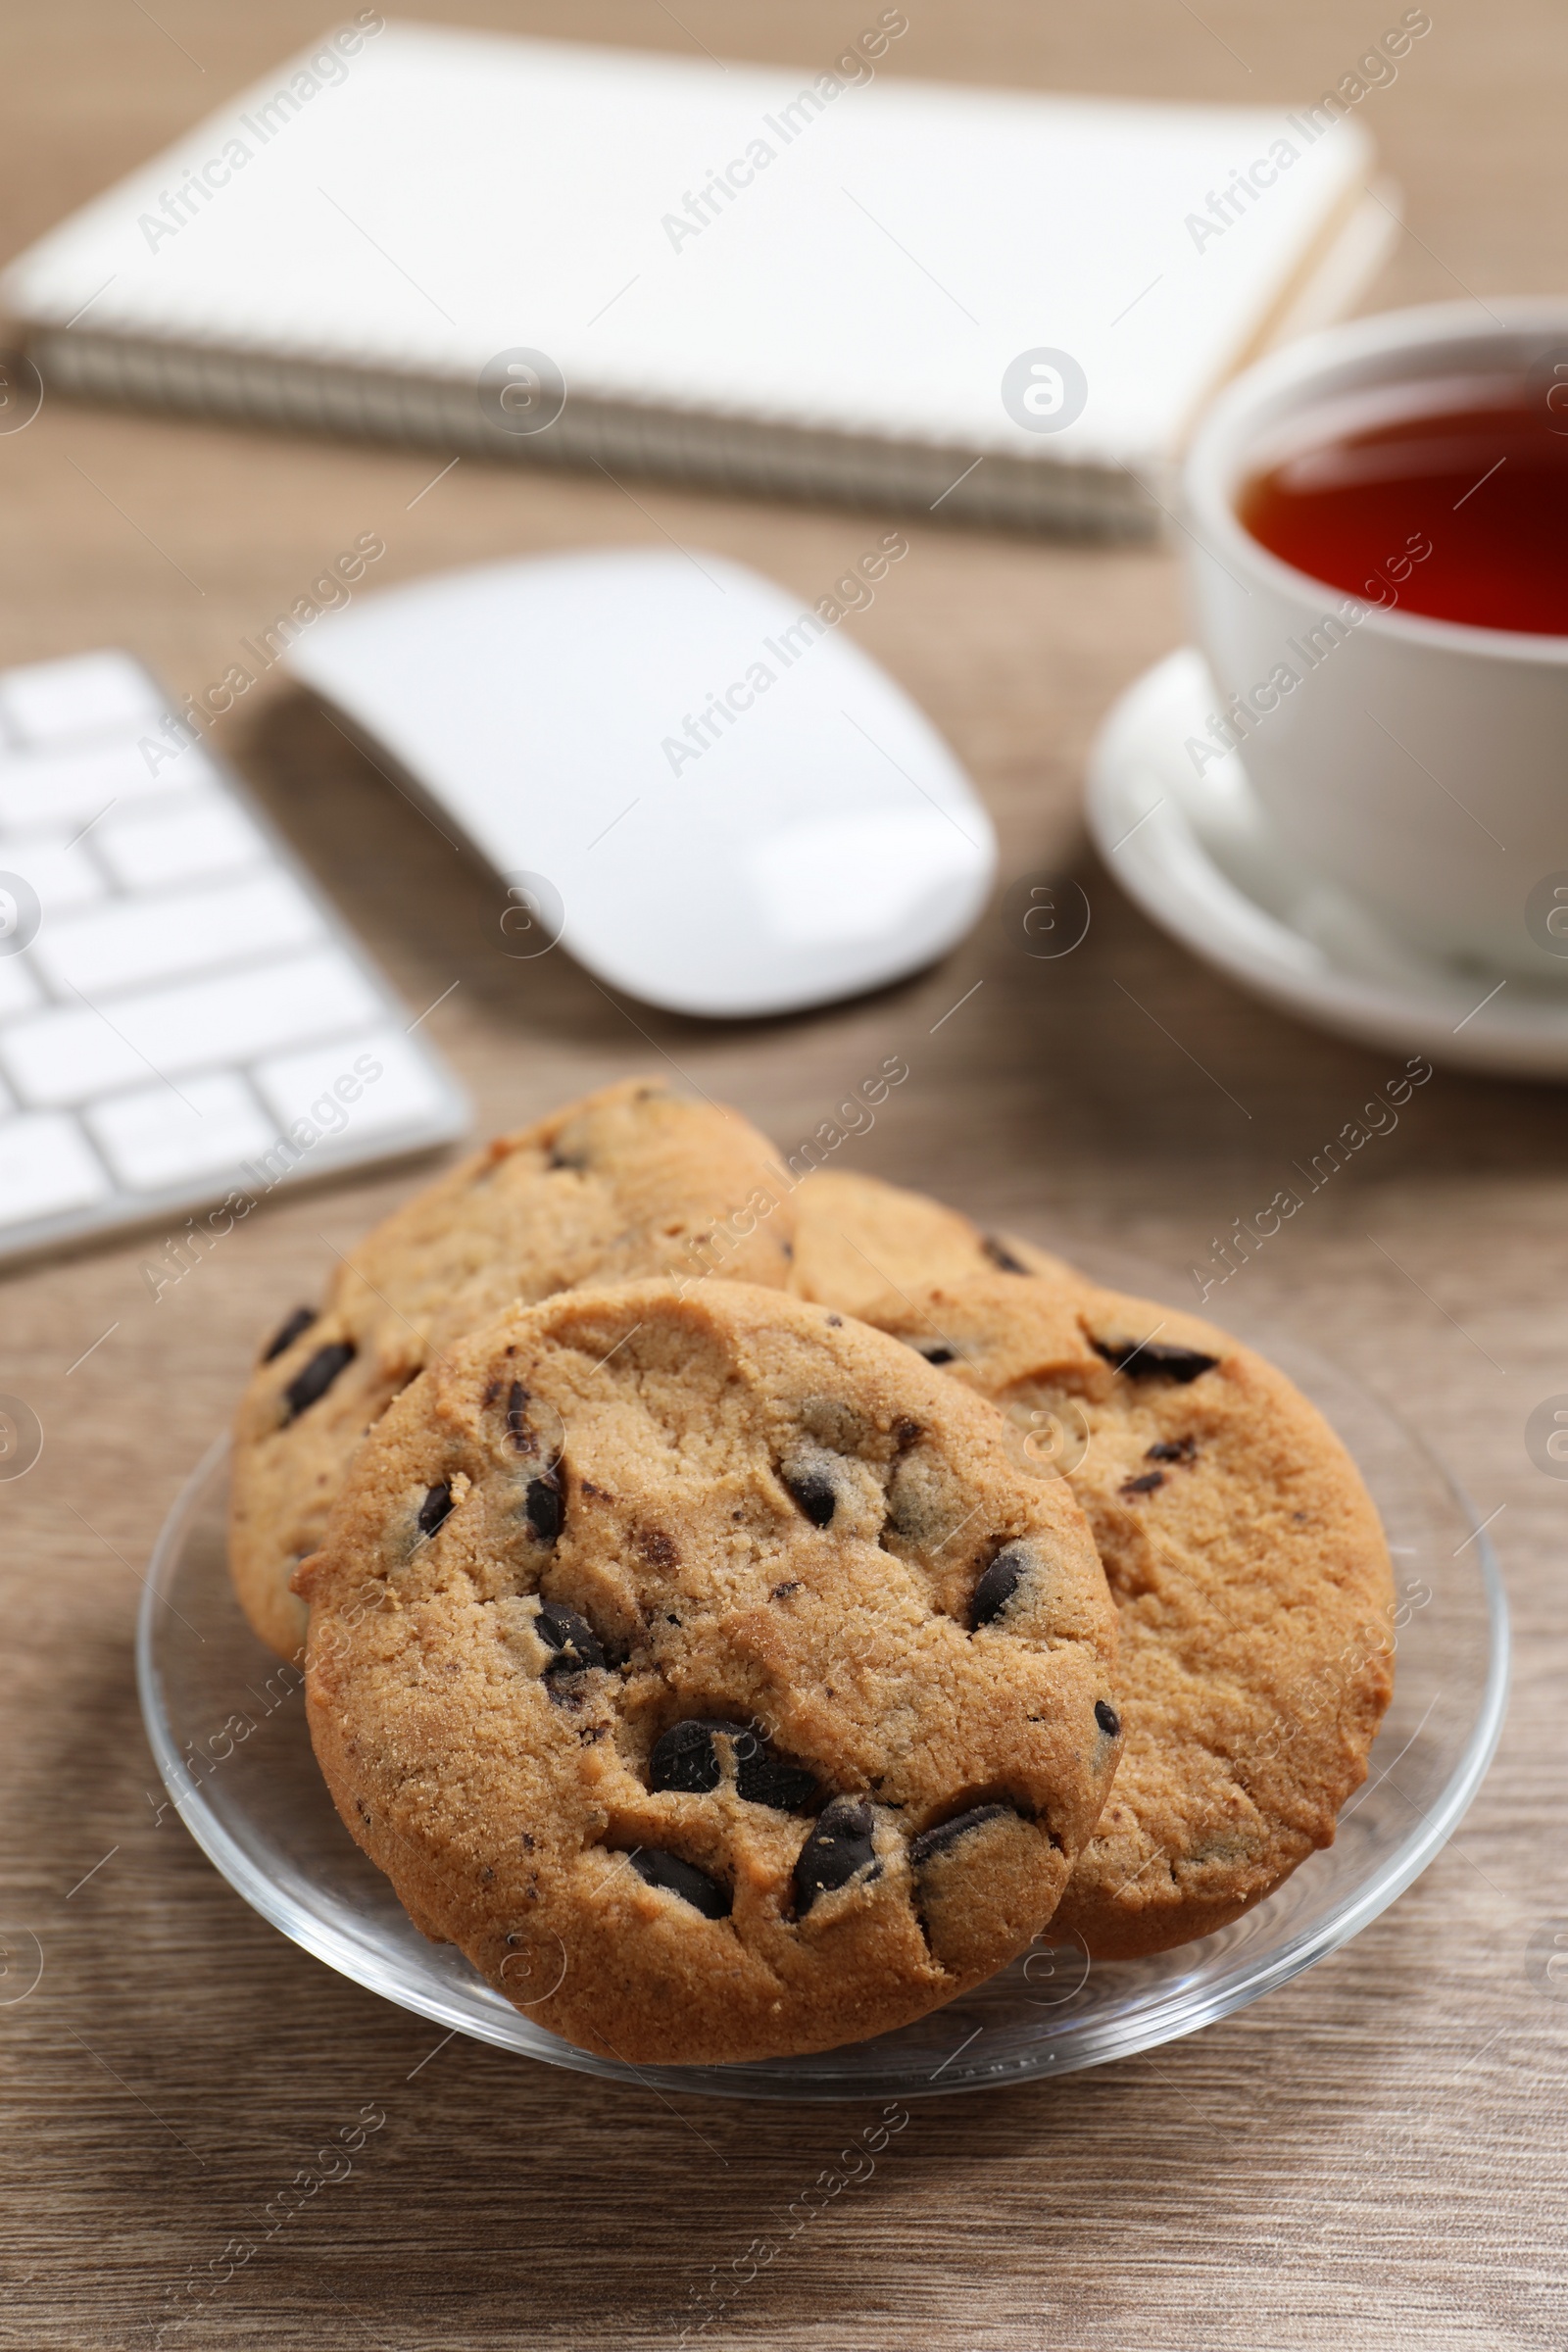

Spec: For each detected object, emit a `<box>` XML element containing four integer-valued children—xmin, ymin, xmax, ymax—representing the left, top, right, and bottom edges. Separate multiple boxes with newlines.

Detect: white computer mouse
<box><xmin>284</xmin><ymin>548</ymin><xmax>995</xmax><ymax>1019</ymax></box>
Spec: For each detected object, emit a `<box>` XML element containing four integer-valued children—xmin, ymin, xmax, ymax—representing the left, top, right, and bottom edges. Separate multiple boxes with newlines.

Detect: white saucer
<box><xmin>1086</xmin><ymin>651</ymin><xmax>1568</xmax><ymax>1078</ymax></box>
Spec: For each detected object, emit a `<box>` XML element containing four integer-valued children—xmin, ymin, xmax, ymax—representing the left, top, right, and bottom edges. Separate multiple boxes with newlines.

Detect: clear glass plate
<box><xmin>136</xmin><ymin>1279</ymin><xmax>1507</xmax><ymax>2103</ymax></box>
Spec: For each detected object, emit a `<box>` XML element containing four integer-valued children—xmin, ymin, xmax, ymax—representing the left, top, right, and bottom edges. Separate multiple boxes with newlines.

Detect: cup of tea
<box><xmin>1181</xmin><ymin>299</ymin><xmax>1568</xmax><ymax>981</ymax></box>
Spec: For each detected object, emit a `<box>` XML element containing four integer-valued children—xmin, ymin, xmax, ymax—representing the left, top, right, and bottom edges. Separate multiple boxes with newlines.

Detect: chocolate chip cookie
<box><xmin>855</xmin><ymin>1272</ymin><xmax>1396</xmax><ymax>1958</ymax></box>
<box><xmin>230</xmin><ymin>1082</ymin><xmax>792</xmax><ymax>1659</ymax></box>
<box><xmin>788</xmin><ymin>1168</ymin><xmax>1073</xmax><ymax>1322</ymax></box>
<box><xmin>299</xmin><ymin>1279</ymin><xmax>1123</xmax><ymax>2064</ymax></box>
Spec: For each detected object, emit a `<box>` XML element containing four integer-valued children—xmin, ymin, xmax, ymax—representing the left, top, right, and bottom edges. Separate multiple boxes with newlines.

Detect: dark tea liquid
<box><xmin>1239</xmin><ymin>372</ymin><xmax>1568</xmax><ymax>634</ymax></box>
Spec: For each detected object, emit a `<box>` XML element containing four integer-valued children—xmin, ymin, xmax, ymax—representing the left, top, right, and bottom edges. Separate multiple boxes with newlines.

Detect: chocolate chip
<box><xmin>417</xmin><ymin>1481</ymin><xmax>454</xmax><ymax>1539</ymax></box>
<box><xmin>733</xmin><ymin>1730</ymin><xmax>818</xmax><ymax>1812</ymax></box>
<box><xmin>794</xmin><ymin>1798</ymin><xmax>879</xmax><ymax>1914</ymax></box>
<box><xmin>1091</xmin><ymin>1338</ymin><xmax>1219</xmax><ymax>1385</ymax></box>
<box><xmin>281</xmin><ymin>1341</ymin><xmax>355</xmax><ymax>1423</ymax></box>
<box><xmin>506</xmin><ymin>1380</ymin><xmax>534</xmax><ymax>1451</ymax></box>
<box><xmin>969</xmin><ymin>1543</ymin><xmax>1029</xmax><ymax>1630</ymax></box>
<box><xmin>650</xmin><ymin>1718</ymin><xmax>731</xmax><ymax>1794</ymax></box>
<box><xmin>525</xmin><ymin>1469</ymin><xmax>564</xmax><ymax>1544</ymax></box>
<box><xmin>908</xmin><ymin>1803</ymin><xmax>1011</xmax><ymax>1867</ymax></box>
<box><xmin>917</xmin><ymin>1344</ymin><xmax>956</xmax><ymax>1365</ymax></box>
<box><xmin>535</xmin><ymin>1602</ymin><xmax>604</xmax><ymax>1675</ymax></box>
<box><xmin>1095</xmin><ymin>1699</ymin><xmax>1121</xmax><ymax>1738</ymax></box>
<box><xmin>1147</xmin><ymin>1437</ymin><xmax>1198</xmax><ymax>1462</ymax></box>
<box><xmin>825</xmin><ymin>1312</ymin><xmax>842</xmax><ymax>1326</ymax></box>
<box><xmin>982</xmin><ymin>1237</ymin><xmax>1029</xmax><ymax>1274</ymax></box>
<box><xmin>770</xmin><ymin>1580</ymin><xmax>802</xmax><ymax>1601</ymax></box>
<box><xmin>1119</xmin><ymin>1471</ymin><xmax>1165</xmax><ymax>1497</ymax></box>
<box><xmin>894</xmin><ymin>1417</ymin><xmax>922</xmax><ymax>1451</ymax></box>
<box><xmin>627</xmin><ymin>1848</ymin><xmax>731</xmax><ymax>1919</ymax></box>
<box><xmin>650</xmin><ymin>1719</ymin><xmax>817</xmax><ymax>1811</ymax></box>
<box><xmin>785</xmin><ymin>1468</ymin><xmax>836</xmax><ymax>1527</ymax></box>
<box><xmin>547</xmin><ymin>1149</ymin><xmax>587</xmax><ymax>1171</ymax></box>
<box><xmin>261</xmin><ymin>1305</ymin><xmax>316</xmax><ymax>1363</ymax></box>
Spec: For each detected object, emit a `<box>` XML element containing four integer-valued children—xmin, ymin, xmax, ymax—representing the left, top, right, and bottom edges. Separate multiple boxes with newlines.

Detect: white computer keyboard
<box><xmin>0</xmin><ymin>649</ymin><xmax>467</xmax><ymax>1263</ymax></box>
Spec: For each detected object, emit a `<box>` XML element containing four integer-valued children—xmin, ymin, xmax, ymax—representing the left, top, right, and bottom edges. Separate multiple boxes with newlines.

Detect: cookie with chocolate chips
<box><xmin>856</xmin><ymin>1272</ymin><xmax>1396</xmax><ymax>1959</ymax></box>
<box><xmin>230</xmin><ymin>1082</ymin><xmax>794</xmax><ymax>1659</ymax></box>
<box><xmin>298</xmin><ymin>1279</ymin><xmax>1123</xmax><ymax>2065</ymax></box>
<box><xmin>788</xmin><ymin>1168</ymin><xmax>1073</xmax><ymax>1322</ymax></box>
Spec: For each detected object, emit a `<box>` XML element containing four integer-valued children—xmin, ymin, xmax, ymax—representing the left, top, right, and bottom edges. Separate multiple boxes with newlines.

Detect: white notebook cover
<box><xmin>0</xmin><ymin>20</ymin><xmax>1381</xmax><ymax>522</ymax></box>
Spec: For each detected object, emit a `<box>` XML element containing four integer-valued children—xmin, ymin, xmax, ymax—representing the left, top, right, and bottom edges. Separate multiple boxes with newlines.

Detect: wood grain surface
<box><xmin>2</xmin><ymin>5</ymin><xmax>1565</xmax><ymax>2347</ymax></box>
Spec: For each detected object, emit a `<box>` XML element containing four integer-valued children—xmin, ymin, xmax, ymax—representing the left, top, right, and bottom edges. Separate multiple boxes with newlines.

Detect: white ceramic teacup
<box><xmin>1182</xmin><ymin>299</ymin><xmax>1568</xmax><ymax>981</ymax></box>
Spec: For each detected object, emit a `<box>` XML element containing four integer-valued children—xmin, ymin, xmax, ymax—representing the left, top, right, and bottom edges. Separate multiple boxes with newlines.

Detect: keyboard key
<box><xmin>31</xmin><ymin>871</ymin><xmax>323</xmax><ymax>998</ymax></box>
<box><xmin>0</xmin><ymin>1112</ymin><xmax>109</xmax><ymax>1228</ymax></box>
<box><xmin>0</xmin><ymin>739</ymin><xmax>215</xmax><ymax>833</ymax></box>
<box><xmin>96</xmin><ymin>793</ymin><xmax>268</xmax><ymax>892</ymax></box>
<box><xmin>1</xmin><ymin>835</ymin><xmax>105</xmax><ymax>918</ymax></box>
<box><xmin>0</xmin><ymin>651</ymin><xmax>168</xmax><ymax>747</ymax></box>
<box><xmin>253</xmin><ymin>1024</ymin><xmax>452</xmax><ymax>1145</ymax></box>
<box><xmin>85</xmin><ymin>1070</ymin><xmax>275</xmax><ymax>1193</ymax></box>
<box><xmin>0</xmin><ymin>955</ymin><xmax>41</xmax><ymax>1019</ymax></box>
<box><xmin>0</xmin><ymin>948</ymin><xmax>384</xmax><ymax>1107</ymax></box>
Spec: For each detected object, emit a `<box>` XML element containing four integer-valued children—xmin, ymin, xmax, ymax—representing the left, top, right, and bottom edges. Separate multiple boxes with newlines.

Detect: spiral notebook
<box><xmin>0</xmin><ymin>20</ymin><xmax>1395</xmax><ymax>533</ymax></box>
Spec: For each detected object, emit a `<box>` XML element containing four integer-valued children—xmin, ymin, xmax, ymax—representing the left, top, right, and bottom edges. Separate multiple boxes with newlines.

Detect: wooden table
<box><xmin>3</xmin><ymin>5</ymin><xmax>1564</xmax><ymax>2345</ymax></box>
